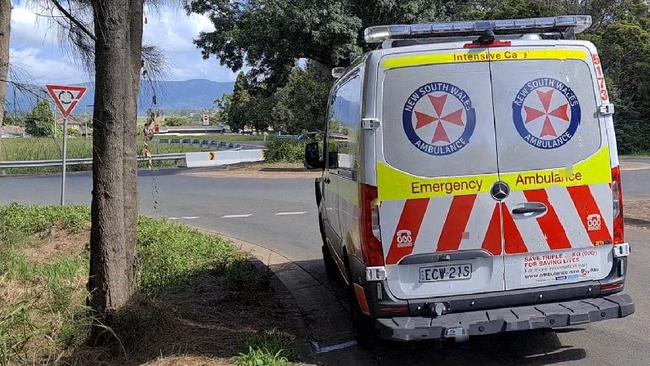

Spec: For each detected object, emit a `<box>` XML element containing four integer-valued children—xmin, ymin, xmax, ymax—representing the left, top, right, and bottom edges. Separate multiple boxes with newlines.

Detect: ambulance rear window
<box><xmin>489</xmin><ymin>57</ymin><xmax>601</xmax><ymax>172</ymax></box>
<box><xmin>381</xmin><ymin>60</ymin><xmax>498</xmax><ymax>178</ymax></box>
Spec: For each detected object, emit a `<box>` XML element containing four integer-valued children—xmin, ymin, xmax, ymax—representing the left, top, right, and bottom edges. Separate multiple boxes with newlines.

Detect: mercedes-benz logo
<box><xmin>490</xmin><ymin>181</ymin><xmax>510</xmax><ymax>201</ymax></box>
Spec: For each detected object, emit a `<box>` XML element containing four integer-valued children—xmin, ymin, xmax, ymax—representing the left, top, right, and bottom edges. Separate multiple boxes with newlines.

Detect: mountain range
<box><xmin>5</xmin><ymin>79</ymin><xmax>235</xmax><ymax>115</ymax></box>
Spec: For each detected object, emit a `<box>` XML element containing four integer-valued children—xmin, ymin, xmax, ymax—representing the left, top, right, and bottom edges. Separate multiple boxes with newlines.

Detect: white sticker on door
<box><xmin>522</xmin><ymin>249</ymin><xmax>601</xmax><ymax>285</ymax></box>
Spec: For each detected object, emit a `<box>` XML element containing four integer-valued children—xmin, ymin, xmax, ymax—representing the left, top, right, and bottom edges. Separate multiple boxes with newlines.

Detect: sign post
<box><xmin>46</xmin><ymin>85</ymin><xmax>87</xmax><ymax>205</ymax></box>
<box><xmin>202</xmin><ymin>114</ymin><xmax>210</xmax><ymax>126</ymax></box>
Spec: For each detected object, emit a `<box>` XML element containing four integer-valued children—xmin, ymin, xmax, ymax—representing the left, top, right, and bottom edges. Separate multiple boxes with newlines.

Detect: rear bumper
<box><xmin>376</xmin><ymin>292</ymin><xmax>634</xmax><ymax>341</ymax></box>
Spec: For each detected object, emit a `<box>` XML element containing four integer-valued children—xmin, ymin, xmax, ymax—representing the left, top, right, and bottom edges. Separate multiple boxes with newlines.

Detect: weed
<box><xmin>237</xmin><ymin>330</ymin><xmax>296</xmax><ymax>361</ymax></box>
<box><xmin>233</xmin><ymin>347</ymin><xmax>293</xmax><ymax>366</ymax></box>
<box><xmin>137</xmin><ymin>217</ymin><xmax>237</xmax><ymax>293</ymax></box>
<box><xmin>0</xmin><ymin>302</ymin><xmax>37</xmax><ymax>365</ymax></box>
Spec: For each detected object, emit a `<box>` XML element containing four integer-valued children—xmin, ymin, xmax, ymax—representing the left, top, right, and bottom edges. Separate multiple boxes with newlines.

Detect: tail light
<box><xmin>359</xmin><ymin>184</ymin><xmax>385</xmax><ymax>266</ymax></box>
<box><xmin>611</xmin><ymin>166</ymin><xmax>624</xmax><ymax>244</ymax></box>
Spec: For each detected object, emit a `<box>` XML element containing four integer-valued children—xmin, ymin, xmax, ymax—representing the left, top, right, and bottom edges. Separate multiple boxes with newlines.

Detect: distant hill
<box><xmin>4</xmin><ymin>79</ymin><xmax>234</xmax><ymax>115</ymax></box>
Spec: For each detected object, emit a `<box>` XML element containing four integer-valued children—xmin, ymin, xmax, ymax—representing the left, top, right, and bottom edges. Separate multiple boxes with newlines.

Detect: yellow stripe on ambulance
<box><xmin>383</xmin><ymin>49</ymin><xmax>588</xmax><ymax>69</ymax></box>
<box><xmin>376</xmin><ymin>147</ymin><xmax>611</xmax><ymax>202</ymax></box>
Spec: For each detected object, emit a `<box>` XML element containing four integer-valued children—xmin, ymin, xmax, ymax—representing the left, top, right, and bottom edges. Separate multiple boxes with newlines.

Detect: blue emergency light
<box><xmin>364</xmin><ymin>15</ymin><xmax>592</xmax><ymax>43</ymax></box>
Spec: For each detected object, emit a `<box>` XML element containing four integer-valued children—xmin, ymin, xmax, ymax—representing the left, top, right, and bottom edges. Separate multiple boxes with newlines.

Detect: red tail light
<box><xmin>611</xmin><ymin>166</ymin><xmax>624</xmax><ymax>244</ymax></box>
<box><xmin>359</xmin><ymin>184</ymin><xmax>385</xmax><ymax>266</ymax></box>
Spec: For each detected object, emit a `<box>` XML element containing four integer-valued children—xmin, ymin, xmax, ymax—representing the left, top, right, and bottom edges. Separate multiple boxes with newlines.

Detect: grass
<box><xmin>0</xmin><ymin>137</ymin><xmax>207</xmax><ymax>175</ymax></box>
<box><xmin>0</xmin><ymin>204</ymin><xmax>298</xmax><ymax>366</ymax></box>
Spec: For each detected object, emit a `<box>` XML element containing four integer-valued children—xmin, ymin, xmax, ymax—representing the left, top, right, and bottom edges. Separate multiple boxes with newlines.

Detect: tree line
<box><xmin>197</xmin><ymin>0</ymin><xmax>650</xmax><ymax>152</ymax></box>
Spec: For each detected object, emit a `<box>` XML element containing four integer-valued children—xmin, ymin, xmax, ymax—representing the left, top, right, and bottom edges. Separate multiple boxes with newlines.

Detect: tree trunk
<box><xmin>123</xmin><ymin>0</ymin><xmax>144</xmax><ymax>287</ymax></box>
<box><xmin>0</xmin><ymin>0</ymin><xmax>11</xmax><ymax>125</ymax></box>
<box><xmin>88</xmin><ymin>0</ymin><xmax>132</xmax><ymax>329</ymax></box>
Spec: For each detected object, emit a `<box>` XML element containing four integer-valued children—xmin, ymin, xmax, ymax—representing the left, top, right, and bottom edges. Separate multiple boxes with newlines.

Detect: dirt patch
<box><xmin>624</xmin><ymin>198</ymin><xmax>650</xmax><ymax>229</ymax></box>
<box><xmin>23</xmin><ymin>227</ymin><xmax>89</xmax><ymax>264</ymax></box>
<box><xmin>64</xmin><ymin>271</ymin><xmax>300</xmax><ymax>366</ymax></box>
<box><xmin>183</xmin><ymin>162</ymin><xmax>321</xmax><ymax>179</ymax></box>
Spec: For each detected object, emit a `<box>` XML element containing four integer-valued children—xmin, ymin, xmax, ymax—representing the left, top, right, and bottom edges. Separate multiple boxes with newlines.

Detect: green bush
<box><xmin>163</xmin><ymin>116</ymin><xmax>191</xmax><ymax>126</ymax></box>
<box><xmin>25</xmin><ymin>101</ymin><xmax>59</xmax><ymax>137</ymax></box>
<box><xmin>265</xmin><ymin>139</ymin><xmax>305</xmax><ymax>163</ymax></box>
<box><xmin>2</xmin><ymin>115</ymin><xmax>25</xmax><ymax>127</ymax></box>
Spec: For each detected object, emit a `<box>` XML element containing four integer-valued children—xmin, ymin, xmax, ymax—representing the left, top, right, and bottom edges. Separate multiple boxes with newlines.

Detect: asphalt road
<box><xmin>1</xmin><ymin>166</ymin><xmax>649</xmax><ymax>365</ymax></box>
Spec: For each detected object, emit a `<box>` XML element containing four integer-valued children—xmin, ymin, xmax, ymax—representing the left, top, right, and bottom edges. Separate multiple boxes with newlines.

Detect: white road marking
<box><xmin>275</xmin><ymin>211</ymin><xmax>307</xmax><ymax>216</ymax></box>
<box><xmin>222</xmin><ymin>214</ymin><xmax>252</xmax><ymax>218</ymax></box>
<box><xmin>182</xmin><ymin>216</ymin><xmax>199</xmax><ymax>220</ymax></box>
<box><xmin>310</xmin><ymin>340</ymin><xmax>357</xmax><ymax>354</ymax></box>
<box><xmin>168</xmin><ymin>217</ymin><xmax>179</xmax><ymax>220</ymax></box>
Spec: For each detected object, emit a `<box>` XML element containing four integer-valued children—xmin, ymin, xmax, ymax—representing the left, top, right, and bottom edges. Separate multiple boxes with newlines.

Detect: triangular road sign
<box><xmin>45</xmin><ymin>84</ymin><xmax>87</xmax><ymax>118</ymax></box>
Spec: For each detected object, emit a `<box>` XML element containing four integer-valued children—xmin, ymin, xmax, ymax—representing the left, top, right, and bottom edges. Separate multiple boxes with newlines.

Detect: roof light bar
<box><xmin>364</xmin><ymin>15</ymin><xmax>592</xmax><ymax>43</ymax></box>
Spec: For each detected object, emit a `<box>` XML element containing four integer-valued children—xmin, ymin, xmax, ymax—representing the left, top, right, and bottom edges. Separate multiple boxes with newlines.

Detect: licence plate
<box><xmin>419</xmin><ymin>264</ymin><xmax>472</xmax><ymax>282</ymax></box>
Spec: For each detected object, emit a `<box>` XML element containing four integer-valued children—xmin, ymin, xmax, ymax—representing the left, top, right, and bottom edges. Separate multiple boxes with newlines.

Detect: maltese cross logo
<box><xmin>414</xmin><ymin>94</ymin><xmax>465</xmax><ymax>144</ymax></box>
<box><xmin>523</xmin><ymin>89</ymin><xmax>571</xmax><ymax>138</ymax></box>
<box><xmin>402</xmin><ymin>82</ymin><xmax>476</xmax><ymax>156</ymax></box>
<box><xmin>512</xmin><ymin>77</ymin><xmax>581</xmax><ymax>150</ymax></box>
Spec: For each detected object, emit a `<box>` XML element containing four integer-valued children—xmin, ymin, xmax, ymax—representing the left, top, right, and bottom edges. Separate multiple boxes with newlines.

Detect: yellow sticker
<box><xmin>383</xmin><ymin>49</ymin><xmax>588</xmax><ymax>69</ymax></box>
<box><xmin>376</xmin><ymin>147</ymin><xmax>611</xmax><ymax>202</ymax></box>
<box><xmin>502</xmin><ymin>146</ymin><xmax>612</xmax><ymax>192</ymax></box>
<box><xmin>376</xmin><ymin>163</ymin><xmax>497</xmax><ymax>202</ymax></box>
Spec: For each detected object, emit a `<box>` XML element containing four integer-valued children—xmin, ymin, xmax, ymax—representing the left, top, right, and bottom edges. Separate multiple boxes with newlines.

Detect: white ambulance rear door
<box><xmin>375</xmin><ymin>46</ymin><xmax>504</xmax><ymax>299</ymax></box>
<box><xmin>488</xmin><ymin>44</ymin><xmax>614</xmax><ymax>290</ymax></box>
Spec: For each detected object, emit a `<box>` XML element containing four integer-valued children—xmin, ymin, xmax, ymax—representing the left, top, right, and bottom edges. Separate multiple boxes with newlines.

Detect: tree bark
<box><xmin>0</xmin><ymin>0</ymin><xmax>11</xmax><ymax>125</ymax></box>
<box><xmin>88</xmin><ymin>0</ymin><xmax>132</xmax><ymax>328</ymax></box>
<box><xmin>123</xmin><ymin>0</ymin><xmax>144</xmax><ymax>287</ymax></box>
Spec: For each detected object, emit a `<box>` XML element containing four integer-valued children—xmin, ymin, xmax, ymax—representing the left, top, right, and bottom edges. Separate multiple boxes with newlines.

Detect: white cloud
<box><xmin>8</xmin><ymin>3</ymin><xmax>236</xmax><ymax>84</ymax></box>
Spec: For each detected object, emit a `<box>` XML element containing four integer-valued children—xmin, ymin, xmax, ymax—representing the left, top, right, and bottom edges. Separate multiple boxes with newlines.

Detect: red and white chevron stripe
<box><xmin>380</xmin><ymin>183</ymin><xmax>613</xmax><ymax>265</ymax></box>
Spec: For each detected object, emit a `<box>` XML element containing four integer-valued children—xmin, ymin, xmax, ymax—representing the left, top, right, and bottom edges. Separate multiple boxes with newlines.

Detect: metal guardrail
<box><xmin>0</xmin><ymin>153</ymin><xmax>186</xmax><ymax>169</ymax></box>
<box><xmin>153</xmin><ymin>137</ymin><xmax>266</xmax><ymax>151</ymax></box>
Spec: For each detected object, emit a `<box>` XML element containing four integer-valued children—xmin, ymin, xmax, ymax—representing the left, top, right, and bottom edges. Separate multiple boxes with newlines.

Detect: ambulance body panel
<box><xmin>309</xmin><ymin>16</ymin><xmax>633</xmax><ymax>343</ymax></box>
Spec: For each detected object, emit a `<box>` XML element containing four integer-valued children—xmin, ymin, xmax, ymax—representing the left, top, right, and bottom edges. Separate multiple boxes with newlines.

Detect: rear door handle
<box><xmin>512</xmin><ymin>202</ymin><xmax>547</xmax><ymax>218</ymax></box>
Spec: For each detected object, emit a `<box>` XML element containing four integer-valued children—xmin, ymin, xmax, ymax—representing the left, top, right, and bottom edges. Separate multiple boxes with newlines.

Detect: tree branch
<box><xmin>49</xmin><ymin>0</ymin><xmax>97</xmax><ymax>42</ymax></box>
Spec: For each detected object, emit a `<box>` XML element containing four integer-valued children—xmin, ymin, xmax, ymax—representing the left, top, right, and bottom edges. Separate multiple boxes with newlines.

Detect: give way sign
<box><xmin>46</xmin><ymin>84</ymin><xmax>87</xmax><ymax>118</ymax></box>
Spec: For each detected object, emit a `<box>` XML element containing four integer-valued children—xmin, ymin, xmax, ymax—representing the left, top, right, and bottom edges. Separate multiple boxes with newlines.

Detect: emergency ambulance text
<box><xmin>514</xmin><ymin>171</ymin><xmax>582</xmax><ymax>186</ymax></box>
<box><xmin>411</xmin><ymin>179</ymin><xmax>483</xmax><ymax>195</ymax></box>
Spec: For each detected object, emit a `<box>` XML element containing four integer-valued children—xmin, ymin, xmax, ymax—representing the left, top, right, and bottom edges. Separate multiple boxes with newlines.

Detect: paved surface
<box><xmin>1</xmin><ymin>165</ymin><xmax>650</xmax><ymax>365</ymax></box>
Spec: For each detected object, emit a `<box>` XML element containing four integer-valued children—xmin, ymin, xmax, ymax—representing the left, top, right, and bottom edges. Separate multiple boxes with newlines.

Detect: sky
<box><xmin>9</xmin><ymin>1</ymin><xmax>238</xmax><ymax>84</ymax></box>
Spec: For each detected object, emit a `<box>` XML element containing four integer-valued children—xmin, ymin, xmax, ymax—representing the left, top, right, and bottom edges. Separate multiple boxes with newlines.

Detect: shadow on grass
<box><xmin>63</xmin><ymin>265</ymin><xmax>301</xmax><ymax>366</ymax></box>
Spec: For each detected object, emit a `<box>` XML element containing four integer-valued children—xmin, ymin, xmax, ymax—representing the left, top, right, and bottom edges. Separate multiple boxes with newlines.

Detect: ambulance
<box><xmin>303</xmin><ymin>15</ymin><xmax>634</xmax><ymax>344</ymax></box>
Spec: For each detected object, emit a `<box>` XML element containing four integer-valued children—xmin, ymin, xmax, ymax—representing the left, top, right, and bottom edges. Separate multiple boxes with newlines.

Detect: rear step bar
<box><xmin>377</xmin><ymin>292</ymin><xmax>634</xmax><ymax>341</ymax></box>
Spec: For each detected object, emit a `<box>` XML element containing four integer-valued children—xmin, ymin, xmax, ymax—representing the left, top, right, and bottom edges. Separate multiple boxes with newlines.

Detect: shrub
<box><xmin>25</xmin><ymin>101</ymin><xmax>59</xmax><ymax>137</ymax></box>
<box><xmin>265</xmin><ymin>139</ymin><xmax>305</xmax><ymax>163</ymax></box>
<box><xmin>163</xmin><ymin>116</ymin><xmax>191</xmax><ymax>126</ymax></box>
<box><xmin>2</xmin><ymin>115</ymin><xmax>26</xmax><ymax>127</ymax></box>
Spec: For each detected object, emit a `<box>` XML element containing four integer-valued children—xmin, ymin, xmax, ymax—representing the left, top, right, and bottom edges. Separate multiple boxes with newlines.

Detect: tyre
<box><xmin>346</xmin><ymin>258</ymin><xmax>377</xmax><ymax>348</ymax></box>
<box><xmin>322</xmin><ymin>244</ymin><xmax>338</xmax><ymax>280</ymax></box>
<box><xmin>350</xmin><ymin>283</ymin><xmax>377</xmax><ymax>348</ymax></box>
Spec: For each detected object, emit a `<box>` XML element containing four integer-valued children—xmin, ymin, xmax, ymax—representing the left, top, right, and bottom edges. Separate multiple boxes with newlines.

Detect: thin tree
<box><xmin>0</xmin><ymin>0</ymin><xmax>11</xmax><ymax>125</ymax></box>
<box><xmin>44</xmin><ymin>0</ymin><xmax>147</xmax><ymax>338</ymax></box>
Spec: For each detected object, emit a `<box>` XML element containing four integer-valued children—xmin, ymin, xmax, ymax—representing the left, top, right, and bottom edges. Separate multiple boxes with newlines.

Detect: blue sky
<box><xmin>9</xmin><ymin>1</ymin><xmax>238</xmax><ymax>84</ymax></box>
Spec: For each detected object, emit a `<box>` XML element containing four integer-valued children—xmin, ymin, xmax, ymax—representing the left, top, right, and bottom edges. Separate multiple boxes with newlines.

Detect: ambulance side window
<box><xmin>327</xmin><ymin>74</ymin><xmax>361</xmax><ymax>173</ymax></box>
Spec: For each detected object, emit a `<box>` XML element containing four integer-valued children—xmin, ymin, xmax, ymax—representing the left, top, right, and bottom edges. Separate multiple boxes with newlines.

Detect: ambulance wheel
<box><xmin>350</xmin><ymin>285</ymin><xmax>377</xmax><ymax>348</ymax></box>
<box><xmin>322</xmin><ymin>244</ymin><xmax>338</xmax><ymax>280</ymax></box>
